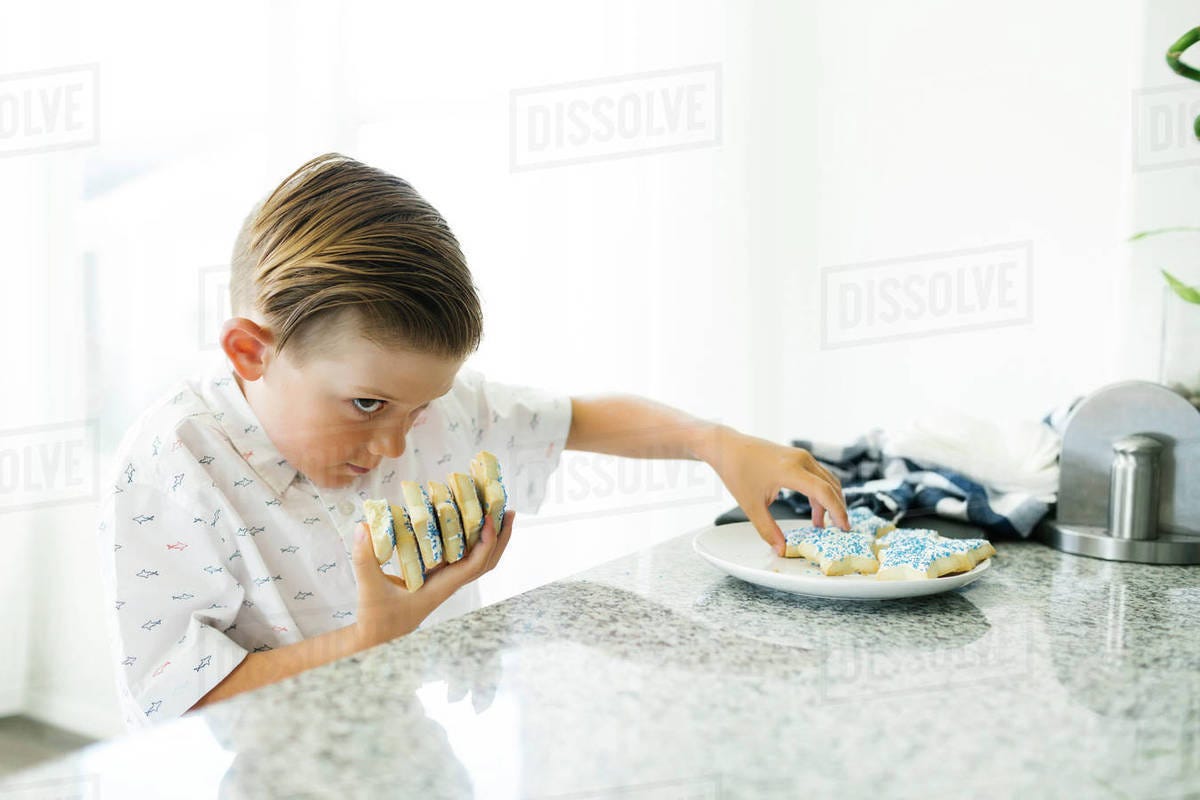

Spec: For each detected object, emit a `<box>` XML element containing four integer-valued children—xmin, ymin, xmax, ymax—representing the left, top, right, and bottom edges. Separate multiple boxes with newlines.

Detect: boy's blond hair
<box><xmin>230</xmin><ymin>153</ymin><xmax>483</xmax><ymax>365</ymax></box>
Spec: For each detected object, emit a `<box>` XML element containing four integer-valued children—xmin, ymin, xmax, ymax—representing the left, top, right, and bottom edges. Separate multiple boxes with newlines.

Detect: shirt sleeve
<box><xmin>95</xmin><ymin>480</ymin><xmax>249</xmax><ymax>730</ymax></box>
<box><xmin>454</xmin><ymin>368</ymin><xmax>573</xmax><ymax>515</ymax></box>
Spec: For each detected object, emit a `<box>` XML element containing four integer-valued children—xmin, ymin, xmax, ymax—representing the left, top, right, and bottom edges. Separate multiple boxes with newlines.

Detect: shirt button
<box><xmin>337</xmin><ymin>500</ymin><xmax>356</xmax><ymax>516</ymax></box>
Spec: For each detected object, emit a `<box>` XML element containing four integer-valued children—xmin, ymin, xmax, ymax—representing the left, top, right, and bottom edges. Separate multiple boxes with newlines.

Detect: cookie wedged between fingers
<box><xmin>362</xmin><ymin>499</ymin><xmax>398</xmax><ymax>565</ymax></box>
<box><xmin>390</xmin><ymin>503</ymin><xmax>426</xmax><ymax>591</ymax></box>
<box><xmin>427</xmin><ymin>479</ymin><xmax>467</xmax><ymax>563</ymax></box>
<box><xmin>401</xmin><ymin>480</ymin><xmax>445</xmax><ymax>569</ymax></box>
<box><xmin>447</xmin><ymin>472</ymin><xmax>484</xmax><ymax>550</ymax></box>
<box><xmin>362</xmin><ymin>499</ymin><xmax>425</xmax><ymax>591</ymax></box>
<box><xmin>469</xmin><ymin>450</ymin><xmax>508</xmax><ymax>539</ymax></box>
<box><xmin>783</xmin><ymin>526</ymin><xmax>879</xmax><ymax>575</ymax></box>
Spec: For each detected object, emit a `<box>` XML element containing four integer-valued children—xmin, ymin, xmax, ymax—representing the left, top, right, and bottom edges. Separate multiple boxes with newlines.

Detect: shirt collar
<box><xmin>201</xmin><ymin>355</ymin><xmax>301</xmax><ymax>498</ymax></box>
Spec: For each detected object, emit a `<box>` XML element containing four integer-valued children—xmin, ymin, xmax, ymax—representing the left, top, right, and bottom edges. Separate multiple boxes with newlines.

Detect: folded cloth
<box><xmin>884</xmin><ymin>413</ymin><xmax>1060</xmax><ymax>502</ymax></box>
<box><xmin>773</xmin><ymin>400</ymin><xmax>1081</xmax><ymax>539</ymax></box>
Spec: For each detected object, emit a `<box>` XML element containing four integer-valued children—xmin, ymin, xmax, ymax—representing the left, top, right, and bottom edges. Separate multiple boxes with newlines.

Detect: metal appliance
<box><xmin>1037</xmin><ymin>380</ymin><xmax>1200</xmax><ymax>564</ymax></box>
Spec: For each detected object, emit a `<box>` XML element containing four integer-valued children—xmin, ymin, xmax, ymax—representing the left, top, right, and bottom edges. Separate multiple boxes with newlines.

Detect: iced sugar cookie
<box><xmin>952</xmin><ymin>537</ymin><xmax>996</xmax><ymax>568</ymax></box>
<box><xmin>876</xmin><ymin>529</ymin><xmax>996</xmax><ymax>568</ymax></box>
<box><xmin>783</xmin><ymin>526</ymin><xmax>879</xmax><ymax>575</ymax></box>
<box><xmin>362</xmin><ymin>498</ymin><xmax>397</xmax><ymax>565</ymax></box>
<box><xmin>391</xmin><ymin>503</ymin><xmax>426</xmax><ymax>590</ymax></box>
<box><xmin>876</xmin><ymin>536</ymin><xmax>972</xmax><ymax>580</ymax></box>
<box><xmin>447</xmin><ymin>472</ymin><xmax>484</xmax><ymax>550</ymax></box>
<box><xmin>427</xmin><ymin>479</ymin><xmax>467</xmax><ymax>563</ymax></box>
<box><xmin>875</xmin><ymin>527</ymin><xmax>941</xmax><ymax>551</ymax></box>
<box><xmin>400</xmin><ymin>480</ymin><xmax>444</xmax><ymax>569</ymax></box>
<box><xmin>363</xmin><ymin>499</ymin><xmax>425</xmax><ymax>591</ymax></box>
<box><xmin>469</xmin><ymin>450</ymin><xmax>508</xmax><ymax>538</ymax></box>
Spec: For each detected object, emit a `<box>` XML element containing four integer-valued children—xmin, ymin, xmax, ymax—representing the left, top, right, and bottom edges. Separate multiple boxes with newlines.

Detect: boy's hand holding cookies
<box><xmin>349</xmin><ymin>450</ymin><xmax>512</xmax><ymax>647</ymax></box>
<box><xmin>706</xmin><ymin>429</ymin><xmax>849</xmax><ymax>557</ymax></box>
<box><xmin>351</xmin><ymin>508</ymin><xmax>514</xmax><ymax>648</ymax></box>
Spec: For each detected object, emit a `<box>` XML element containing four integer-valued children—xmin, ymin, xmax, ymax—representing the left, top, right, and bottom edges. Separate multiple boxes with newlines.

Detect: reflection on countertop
<box><xmin>2</xmin><ymin>532</ymin><xmax>1197</xmax><ymax>799</ymax></box>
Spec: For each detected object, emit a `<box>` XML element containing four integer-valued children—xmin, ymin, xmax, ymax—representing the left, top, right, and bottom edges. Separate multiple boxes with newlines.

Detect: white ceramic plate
<box><xmin>692</xmin><ymin>521</ymin><xmax>991</xmax><ymax>600</ymax></box>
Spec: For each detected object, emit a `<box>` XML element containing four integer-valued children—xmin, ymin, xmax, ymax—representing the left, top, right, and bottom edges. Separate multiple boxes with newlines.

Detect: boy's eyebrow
<box><xmin>351</xmin><ymin>381</ymin><xmax>454</xmax><ymax>405</ymax></box>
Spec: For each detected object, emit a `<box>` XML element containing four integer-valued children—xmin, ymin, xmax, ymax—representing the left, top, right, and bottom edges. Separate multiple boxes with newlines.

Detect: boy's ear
<box><xmin>221</xmin><ymin>317</ymin><xmax>274</xmax><ymax>381</ymax></box>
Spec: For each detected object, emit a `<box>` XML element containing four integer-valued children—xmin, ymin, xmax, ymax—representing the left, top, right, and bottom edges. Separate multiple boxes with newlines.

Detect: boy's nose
<box><xmin>366</xmin><ymin>424</ymin><xmax>410</xmax><ymax>460</ymax></box>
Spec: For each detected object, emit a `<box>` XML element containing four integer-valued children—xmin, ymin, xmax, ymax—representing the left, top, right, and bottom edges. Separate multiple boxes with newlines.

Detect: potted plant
<box><xmin>1130</xmin><ymin>28</ymin><xmax>1200</xmax><ymax>409</ymax></box>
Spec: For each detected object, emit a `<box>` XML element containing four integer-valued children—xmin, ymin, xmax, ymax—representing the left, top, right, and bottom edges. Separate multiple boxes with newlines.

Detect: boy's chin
<box><xmin>307</xmin><ymin>466</ymin><xmax>361</xmax><ymax>489</ymax></box>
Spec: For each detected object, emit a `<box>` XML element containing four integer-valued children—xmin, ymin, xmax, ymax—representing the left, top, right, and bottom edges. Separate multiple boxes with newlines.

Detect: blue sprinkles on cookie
<box><xmin>845</xmin><ymin>506</ymin><xmax>894</xmax><ymax>537</ymax></box>
<box><xmin>395</xmin><ymin>503</ymin><xmax>426</xmax><ymax>577</ymax></box>
<box><xmin>418</xmin><ymin>486</ymin><xmax>443</xmax><ymax>564</ymax></box>
<box><xmin>876</xmin><ymin>527</ymin><xmax>939</xmax><ymax>549</ymax></box>
<box><xmin>879</xmin><ymin>536</ymin><xmax>954</xmax><ymax>569</ymax></box>
<box><xmin>784</xmin><ymin>525</ymin><xmax>878</xmax><ymax>573</ymax></box>
<box><xmin>492</xmin><ymin>460</ymin><xmax>509</xmax><ymax>533</ymax></box>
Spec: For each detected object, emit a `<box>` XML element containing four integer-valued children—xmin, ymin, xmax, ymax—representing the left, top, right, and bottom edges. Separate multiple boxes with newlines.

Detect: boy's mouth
<box><xmin>346</xmin><ymin>463</ymin><xmax>371</xmax><ymax>475</ymax></box>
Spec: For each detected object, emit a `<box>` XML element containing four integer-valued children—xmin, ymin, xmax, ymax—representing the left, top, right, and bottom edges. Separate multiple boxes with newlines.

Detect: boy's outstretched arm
<box><xmin>565</xmin><ymin>395</ymin><xmax>848</xmax><ymax>556</ymax></box>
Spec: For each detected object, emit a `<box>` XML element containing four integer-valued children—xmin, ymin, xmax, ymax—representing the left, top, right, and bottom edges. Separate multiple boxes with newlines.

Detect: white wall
<box><xmin>0</xmin><ymin>154</ymin><xmax>42</xmax><ymax>717</ymax></box>
<box><xmin>0</xmin><ymin>0</ymin><xmax>1180</xmax><ymax>741</ymax></box>
<box><xmin>0</xmin><ymin>0</ymin><xmax>122</xmax><ymax>736</ymax></box>
<box><xmin>778</xmin><ymin>0</ymin><xmax>1145</xmax><ymax>447</ymax></box>
<box><xmin>1125</xmin><ymin>0</ymin><xmax>1200</xmax><ymax>381</ymax></box>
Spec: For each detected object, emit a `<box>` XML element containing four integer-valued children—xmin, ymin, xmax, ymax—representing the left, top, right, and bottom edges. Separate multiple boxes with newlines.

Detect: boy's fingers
<box><xmin>813</xmin><ymin>467</ymin><xmax>848</xmax><ymax>528</ymax></box>
<box><xmin>796</xmin><ymin>468</ymin><xmax>848</xmax><ymax>530</ymax></box>
<box><xmin>421</xmin><ymin>519</ymin><xmax>494</xmax><ymax>594</ymax></box>
<box><xmin>794</xmin><ymin>449</ymin><xmax>844</xmax><ymax>505</ymax></box>
<box><xmin>746</xmin><ymin>503</ymin><xmax>785</xmax><ymax>557</ymax></box>
<box><xmin>817</xmin><ymin>481</ymin><xmax>849</xmax><ymax>530</ymax></box>
<box><xmin>405</xmin><ymin>508</ymin><xmax>513</xmax><ymax>603</ymax></box>
<box><xmin>412</xmin><ymin>567</ymin><xmax>459</xmax><ymax>610</ymax></box>
<box><xmin>419</xmin><ymin>559</ymin><xmax>481</xmax><ymax>611</ymax></box>
<box><xmin>483</xmin><ymin>511</ymin><xmax>515</xmax><ymax>573</ymax></box>
<box><xmin>470</xmin><ymin>514</ymin><xmax>500</xmax><ymax>573</ymax></box>
<box><xmin>809</xmin><ymin>459</ymin><xmax>842</xmax><ymax>492</ymax></box>
<box><xmin>414</xmin><ymin>536</ymin><xmax>479</xmax><ymax>601</ymax></box>
<box><xmin>453</xmin><ymin>510</ymin><xmax>510</xmax><ymax>578</ymax></box>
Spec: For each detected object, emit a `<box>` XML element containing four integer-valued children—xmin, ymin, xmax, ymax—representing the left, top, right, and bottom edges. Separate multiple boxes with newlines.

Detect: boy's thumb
<box><xmin>746</xmin><ymin>504</ymin><xmax>786</xmax><ymax>557</ymax></box>
<box><xmin>351</xmin><ymin>522</ymin><xmax>381</xmax><ymax>578</ymax></box>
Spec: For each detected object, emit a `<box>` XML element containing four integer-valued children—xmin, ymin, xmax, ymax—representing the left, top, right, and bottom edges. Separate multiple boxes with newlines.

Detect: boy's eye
<box><xmin>351</xmin><ymin>398</ymin><xmax>385</xmax><ymax>415</ymax></box>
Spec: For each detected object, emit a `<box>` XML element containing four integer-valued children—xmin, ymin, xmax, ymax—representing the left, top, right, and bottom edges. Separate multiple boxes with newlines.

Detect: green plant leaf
<box><xmin>1163</xmin><ymin>269</ymin><xmax>1200</xmax><ymax>304</ymax></box>
<box><xmin>1167</xmin><ymin>28</ymin><xmax>1200</xmax><ymax>140</ymax></box>
<box><xmin>1167</xmin><ymin>27</ymin><xmax>1200</xmax><ymax>82</ymax></box>
<box><xmin>1129</xmin><ymin>226</ymin><xmax>1200</xmax><ymax>241</ymax></box>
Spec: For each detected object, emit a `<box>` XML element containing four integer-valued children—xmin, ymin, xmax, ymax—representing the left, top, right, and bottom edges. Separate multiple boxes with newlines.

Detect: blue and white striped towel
<box><xmin>775</xmin><ymin>400</ymin><xmax>1080</xmax><ymax>539</ymax></box>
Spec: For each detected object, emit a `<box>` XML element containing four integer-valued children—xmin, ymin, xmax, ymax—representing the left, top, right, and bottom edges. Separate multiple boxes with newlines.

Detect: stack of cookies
<box><xmin>782</xmin><ymin>507</ymin><xmax>996</xmax><ymax>580</ymax></box>
<box><xmin>362</xmin><ymin>450</ymin><xmax>507</xmax><ymax>591</ymax></box>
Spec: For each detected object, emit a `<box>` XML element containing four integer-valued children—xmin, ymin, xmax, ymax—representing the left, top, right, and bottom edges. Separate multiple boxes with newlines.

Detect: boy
<box><xmin>96</xmin><ymin>153</ymin><xmax>847</xmax><ymax>730</ymax></box>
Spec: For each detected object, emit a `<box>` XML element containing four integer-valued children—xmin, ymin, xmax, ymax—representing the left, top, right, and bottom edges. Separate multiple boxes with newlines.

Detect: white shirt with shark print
<box><xmin>95</xmin><ymin>352</ymin><xmax>572</xmax><ymax>731</ymax></box>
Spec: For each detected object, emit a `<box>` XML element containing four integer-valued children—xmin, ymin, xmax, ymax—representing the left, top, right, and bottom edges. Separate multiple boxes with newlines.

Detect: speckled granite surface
<box><xmin>4</xmin><ymin>530</ymin><xmax>1199</xmax><ymax>799</ymax></box>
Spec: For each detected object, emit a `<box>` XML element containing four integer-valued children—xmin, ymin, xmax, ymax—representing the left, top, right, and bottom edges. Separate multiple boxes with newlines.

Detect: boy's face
<box><xmin>222</xmin><ymin>317</ymin><xmax>464</xmax><ymax>489</ymax></box>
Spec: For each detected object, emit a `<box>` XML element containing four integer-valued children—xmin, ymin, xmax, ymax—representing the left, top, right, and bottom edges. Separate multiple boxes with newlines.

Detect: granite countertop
<box><xmin>4</xmin><ymin>526</ymin><xmax>1199</xmax><ymax>799</ymax></box>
